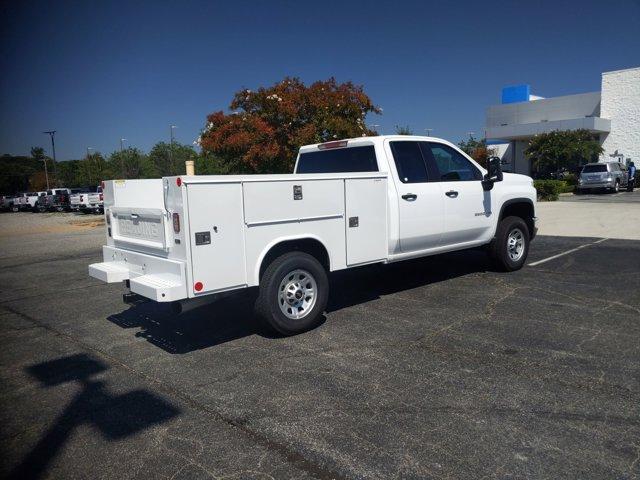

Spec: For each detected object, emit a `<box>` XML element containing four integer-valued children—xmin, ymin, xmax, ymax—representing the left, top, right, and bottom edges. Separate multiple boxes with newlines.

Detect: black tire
<box><xmin>255</xmin><ymin>252</ymin><xmax>329</xmax><ymax>336</ymax></box>
<box><xmin>488</xmin><ymin>216</ymin><xmax>530</xmax><ymax>272</ymax></box>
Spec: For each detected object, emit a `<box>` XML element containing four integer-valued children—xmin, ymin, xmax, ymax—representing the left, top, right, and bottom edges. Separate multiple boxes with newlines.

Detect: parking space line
<box><xmin>528</xmin><ymin>238</ymin><xmax>609</xmax><ymax>267</ymax></box>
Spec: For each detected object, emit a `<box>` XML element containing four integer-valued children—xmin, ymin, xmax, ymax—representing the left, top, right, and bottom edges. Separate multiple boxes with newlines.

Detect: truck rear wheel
<box><xmin>488</xmin><ymin>216</ymin><xmax>530</xmax><ymax>271</ymax></box>
<box><xmin>256</xmin><ymin>252</ymin><xmax>329</xmax><ymax>336</ymax></box>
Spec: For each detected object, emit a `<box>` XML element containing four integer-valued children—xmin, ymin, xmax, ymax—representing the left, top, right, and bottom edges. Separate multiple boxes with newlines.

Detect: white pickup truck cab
<box><xmin>89</xmin><ymin>136</ymin><xmax>537</xmax><ymax>335</ymax></box>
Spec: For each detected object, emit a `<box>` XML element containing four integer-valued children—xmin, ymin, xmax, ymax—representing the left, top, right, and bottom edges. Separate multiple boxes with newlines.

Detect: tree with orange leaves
<box><xmin>198</xmin><ymin>77</ymin><xmax>381</xmax><ymax>174</ymax></box>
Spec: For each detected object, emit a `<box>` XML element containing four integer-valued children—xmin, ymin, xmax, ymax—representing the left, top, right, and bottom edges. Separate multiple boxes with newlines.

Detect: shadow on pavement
<box><xmin>8</xmin><ymin>354</ymin><xmax>180</xmax><ymax>480</ymax></box>
<box><xmin>106</xmin><ymin>248</ymin><xmax>491</xmax><ymax>354</ymax></box>
<box><xmin>107</xmin><ymin>290</ymin><xmax>275</xmax><ymax>354</ymax></box>
<box><xmin>327</xmin><ymin>247</ymin><xmax>491</xmax><ymax>312</ymax></box>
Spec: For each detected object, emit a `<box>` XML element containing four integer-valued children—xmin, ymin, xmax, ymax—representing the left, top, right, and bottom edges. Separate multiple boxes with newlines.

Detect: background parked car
<box><xmin>577</xmin><ymin>162</ymin><xmax>628</xmax><ymax>193</ymax></box>
<box><xmin>83</xmin><ymin>185</ymin><xmax>104</xmax><ymax>214</ymax></box>
<box><xmin>40</xmin><ymin>188</ymin><xmax>72</xmax><ymax>212</ymax></box>
<box><xmin>18</xmin><ymin>191</ymin><xmax>47</xmax><ymax>212</ymax></box>
<box><xmin>1</xmin><ymin>195</ymin><xmax>16</xmax><ymax>212</ymax></box>
<box><xmin>69</xmin><ymin>186</ymin><xmax>103</xmax><ymax>213</ymax></box>
<box><xmin>11</xmin><ymin>192</ymin><xmax>29</xmax><ymax>212</ymax></box>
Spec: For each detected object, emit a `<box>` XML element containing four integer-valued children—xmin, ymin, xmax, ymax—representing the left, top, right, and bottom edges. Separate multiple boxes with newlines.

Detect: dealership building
<box><xmin>485</xmin><ymin>66</ymin><xmax>640</xmax><ymax>175</ymax></box>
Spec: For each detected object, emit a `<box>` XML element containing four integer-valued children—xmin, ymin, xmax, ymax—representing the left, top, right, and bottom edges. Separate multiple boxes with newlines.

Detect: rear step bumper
<box><xmin>89</xmin><ymin>246</ymin><xmax>188</xmax><ymax>302</ymax></box>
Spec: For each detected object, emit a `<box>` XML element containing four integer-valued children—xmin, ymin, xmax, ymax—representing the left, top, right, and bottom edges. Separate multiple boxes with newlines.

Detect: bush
<box><xmin>534</xmin><ymin>180</ymin><xmax>568</xmax><ymax>201</ymax></box>
<box><xmin>562</xmin><ymin>173</ymin><xmax>578</xmax><ymax>186</ymax></box>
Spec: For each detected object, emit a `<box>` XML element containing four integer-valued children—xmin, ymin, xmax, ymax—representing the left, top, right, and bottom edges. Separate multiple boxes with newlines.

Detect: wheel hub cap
<box><xmin>507</xmin><ymin>228</ymin><xmax>525</xmax><ymax>261</ymax></box>
<box><xmin>278</xmin><ymin>269</ymin><xmax>317</xmax><ymax>320</ymax></box>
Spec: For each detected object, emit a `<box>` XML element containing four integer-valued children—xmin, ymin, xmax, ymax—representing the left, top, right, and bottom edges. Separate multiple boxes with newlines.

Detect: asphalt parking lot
<box><xmin>1</xmin><ymin>211</ymin><xmax>639</xmax><ymax>479</ymax></box>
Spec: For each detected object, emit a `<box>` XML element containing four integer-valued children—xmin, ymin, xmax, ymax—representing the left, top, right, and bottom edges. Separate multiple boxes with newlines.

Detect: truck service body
<box><xmin>90</xmin><ymin>136</ymin><xmax>537</xmax><ymax>335</ymax></box>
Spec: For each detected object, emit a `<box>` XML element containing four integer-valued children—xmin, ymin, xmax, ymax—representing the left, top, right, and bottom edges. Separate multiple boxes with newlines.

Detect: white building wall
<box><xmin>600</xmin><ymin>67</ymin><xmax>640</xmax><ymax>164</ymax></box>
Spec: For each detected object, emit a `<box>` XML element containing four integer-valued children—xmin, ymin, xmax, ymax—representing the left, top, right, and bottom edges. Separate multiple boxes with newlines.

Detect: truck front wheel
<box><xmin>256</xmin><ymin>252</ymin><xmax>329</xmax><ymax>336</ymax></box>
<box><xmin>488</xmin><ymin>216</ymin><xmax>530</xmax><ymax>271</ymax></box>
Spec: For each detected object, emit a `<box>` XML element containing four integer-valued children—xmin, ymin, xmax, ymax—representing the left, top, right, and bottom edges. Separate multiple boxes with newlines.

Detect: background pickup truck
<box><xmin>90</xmin><ymin>135</ymin><xmax>537</xmax><ymax>335</ymax></box>
<box><xmin>20</xmin><ymin>191</ymin><xmax>47</xmax><ymax>212</ymax></box>
<box><xmin>70</xmin><ymin>186</ymin><xmax>103</xmax><ymax>213</ymax></box>
<box><xmin>41</xmin><ymin>188</ymin><xmax>73</xmax><ymax>212</ymax></box>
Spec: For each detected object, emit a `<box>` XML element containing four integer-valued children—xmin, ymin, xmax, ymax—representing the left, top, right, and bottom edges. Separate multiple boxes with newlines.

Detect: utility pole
<box><xmin>42</xmin><ymin>157</ymin><xmax>50</xmax><ymax>191</ymax></box>
<box><xmin>368</xmin><ymin>124</ymin><xmax>381</xmax><ymax>135</ymax></box>
<box><xmin>87</xmin><ymin>147</ymin><xmax>93</xmax><ymax>184</ymax></box>
<box><xmin>424</xmin><ymin>128</ymin><xmax>433</xmax><ymax>137</ymax></box>
<box><xmin>43</xmin><ymin>131</ymin><xmax>57</xmax><ymax>184</ymax></box>
<box><xmin>169</xmin><ymin>125</ymin><xmax>177</xmax><ymax>175</ymax></box>
<box><xmin>119</xmin><ymin>138</ymin><xmax>126</xmax><ymax>178</ymax></box>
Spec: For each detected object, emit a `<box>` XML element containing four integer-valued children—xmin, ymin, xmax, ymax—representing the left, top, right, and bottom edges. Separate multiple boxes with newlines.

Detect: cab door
<box><xmin>423</xmin><ymin>142</ymin><xmax>493</xmax><ymax>246</ymax></box>
<box><xmin>387</xmin><ymin>140</ymin><xmax>444</xmax><ymax>252</ymax></box>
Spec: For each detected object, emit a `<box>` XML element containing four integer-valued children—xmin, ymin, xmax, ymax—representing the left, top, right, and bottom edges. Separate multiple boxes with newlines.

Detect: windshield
<box><xmin>582</xmin><ymin>165</ymin><xmax>607</xmax><ymax>173</ymax></box>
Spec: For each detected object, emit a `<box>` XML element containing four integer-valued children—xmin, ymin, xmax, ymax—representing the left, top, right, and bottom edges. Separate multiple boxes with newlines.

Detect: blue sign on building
<box><xmin>502</xmin><ymin>84</ymin><xmax>530</xmax><ymax>104</ymax></box>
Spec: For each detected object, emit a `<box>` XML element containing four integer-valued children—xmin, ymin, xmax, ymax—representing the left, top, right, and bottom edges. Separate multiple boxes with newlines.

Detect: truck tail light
<box><xmin>80</xmin><ymin>195</ymin><xmax>84</xmax><ymax>202</ymax></box>
<box><xmin>172</xmin><ymin>212</ymin><xmax>180</xmax><ymax>233</ymax></box>
<box><xmin>101</xmin><ymin>181</ymin><xmax>105</xmax><ymax>189</ymax></box>
<box><xmin>99</xmin><ymin>193</ymin><xmax>103</xmax><ymax>201</ymax></box>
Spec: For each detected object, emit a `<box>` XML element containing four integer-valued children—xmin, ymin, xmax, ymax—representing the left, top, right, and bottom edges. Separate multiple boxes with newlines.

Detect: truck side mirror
<box><xmin>482</xmin><ymin>156</ymin><xmax>503</xmax><ymax>191</ymax></box>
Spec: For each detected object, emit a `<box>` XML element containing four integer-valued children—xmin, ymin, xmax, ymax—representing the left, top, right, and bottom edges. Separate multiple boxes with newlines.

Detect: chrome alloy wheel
<box><xmin>278</xmin><ymin>269</ymin><xmax>318</xmax><ymax>320</ymax></box>
<box><xmin>507</xmin><ymin>228</ymin><xmax>525</xmax><ymax>262</ymax></box>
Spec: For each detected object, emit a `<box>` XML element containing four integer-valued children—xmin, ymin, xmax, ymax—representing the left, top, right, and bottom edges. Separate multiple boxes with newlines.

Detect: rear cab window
<box><xmin>296</xmin><ymin>145</ymin><xmax>378</xmax><ymax>173</ymax></box>
<box><xmin>389</xmin><ymin>141</ymin><xmax>429</xmax><ymax>183</ymax></box>
<box><xmin>582</xmin><ymin>165</ymin><xmax>607</xmax><ymax>173</ymax></box>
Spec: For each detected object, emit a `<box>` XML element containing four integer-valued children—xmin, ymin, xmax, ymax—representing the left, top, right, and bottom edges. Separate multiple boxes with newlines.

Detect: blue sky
<box><xmin>1</xmin><ymin>0</ymin><xmax>639</xmax><ymax>160</ymax></box>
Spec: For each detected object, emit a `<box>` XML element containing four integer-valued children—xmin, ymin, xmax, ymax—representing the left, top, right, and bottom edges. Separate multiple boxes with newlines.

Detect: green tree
<box><xmin>30</xmin><ymin>147</ymin><xmax>46</xmax><ymax>160</ymax></box>
<box><xmin>458</xmin><ymin>136</ymin><xmax>495</xmax><ymax>168</ymax></box>
<box><xmin>194</xmin><ymin>151</ymin><xmax>233</xmax><ymax>175</ymax></box>
<box><xmin>525</xmin><ymin>129</ymin><xmax>603</xmax><ymax>175</ymax></box>
<box><xmin>108</xmin><ymin>148</ymin><xmax>155</xmax><ymax>179</ymax></box>
<box><xmin>149</xmin><ymin>141</ymin><xmax>196</xmax><ymax>177</ymax></box>
<box><xmin>76</xmin><ymin>152</ymin><xmax>108</xmax><ymax>186</ymax></box>
<box><xmin>395</xmin><ymin>125</ymin><xmax>413</xmax><ymax>135</ymax></box>
<box><xmin>199</xmin><ymin>77</ymin><xmax>381</xmax><ymax>174</ymax></box>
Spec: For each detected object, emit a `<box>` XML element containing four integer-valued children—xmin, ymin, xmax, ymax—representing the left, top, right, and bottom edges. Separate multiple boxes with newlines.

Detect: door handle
<box><xmin>445</xmin><ymin>190</ymin><xmax>458</xmax><ymax>198</ymax></box>
<box><xmin>401</xmin><ymin>193</ymin><xmax>417</xmax><ymax>201</ymax></box>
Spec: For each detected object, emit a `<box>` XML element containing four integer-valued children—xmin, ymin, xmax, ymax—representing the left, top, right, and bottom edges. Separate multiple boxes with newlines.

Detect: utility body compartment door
<box><xmin>345</xmin><ymin>178</ymin><xmax>387</xmax><ymax>265</ymax></box>
<box><xmin>187</xmin><ymin>183</ymin><xmax>247</xmax><ymax>295</ymax></box>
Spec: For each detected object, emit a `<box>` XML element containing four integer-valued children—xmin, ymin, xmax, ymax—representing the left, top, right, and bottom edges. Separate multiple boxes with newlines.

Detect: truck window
<box><xmin>390</xmin><ymin>141</ymin><xmax>429</xmax><ymax>183</ymax></box>
<box><xmin>426</xmin><ymin>143</ymin><xmax>482</xmax><ymax>181</ymax></box>
<box><xmin>296</xmin><ymin>146</ymin><xmax>378</xmax><ymax>173</ymax></box>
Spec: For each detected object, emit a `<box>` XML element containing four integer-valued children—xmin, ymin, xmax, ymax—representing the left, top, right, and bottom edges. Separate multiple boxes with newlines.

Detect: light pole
<box><xmin>467</xmin><ymin>131</ymin><xmax>476</xmax><ymax>139</ymax></box>
<box><xmin>43</xmin><ymin>131</ymin><xmax>57</xmax><ymax>184</ymax></box>
<box><xmin>424</xmin><ymin>128</ymin><xmax>433</xmax><ymax>136</ymax></box>
<box><xmin>169</xmin><ymin>125</ymin><xmax>177</xmax><ymax>174</ymax></box>
<box><xmin>368</xmin><ymin>124</ymin><xmax>381</xmax><ymax>135</ymax></box>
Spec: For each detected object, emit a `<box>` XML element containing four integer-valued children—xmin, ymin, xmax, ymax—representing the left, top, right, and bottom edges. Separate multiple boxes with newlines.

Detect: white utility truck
<box><xmin>89</xmin><ymin>136</ymin><xmax>537</xmax><ymax>335</ymax></box>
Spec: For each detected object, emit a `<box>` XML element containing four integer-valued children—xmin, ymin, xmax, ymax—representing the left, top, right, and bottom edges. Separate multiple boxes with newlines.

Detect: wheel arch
<box><xmin>496</xmin><ymin>198</ymin><xmax>536</xmax><ymax>239</ymax></box>
<box><xmin>254</xmin><ymin>235</ymin><xmax>331</xmax><ymax>285</ymax></box>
